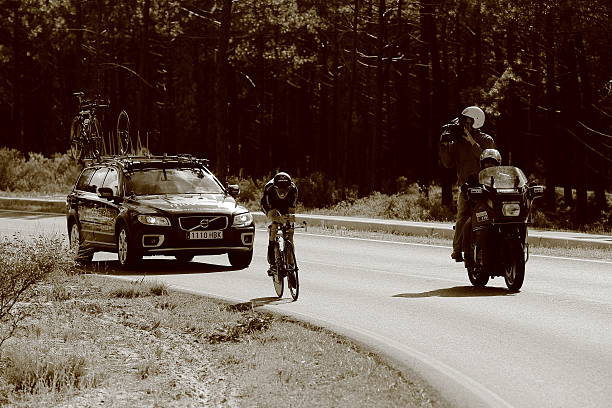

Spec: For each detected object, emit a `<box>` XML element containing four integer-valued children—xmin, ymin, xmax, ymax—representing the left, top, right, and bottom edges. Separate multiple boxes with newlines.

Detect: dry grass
<box><xmin>0</xmin><ymin>249</ymin><xmax>447</xmax><ymax>408</ymax></box>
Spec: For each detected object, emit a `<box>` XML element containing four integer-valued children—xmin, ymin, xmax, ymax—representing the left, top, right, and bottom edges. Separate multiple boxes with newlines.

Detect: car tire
<box><xmin>69</xmin><ymin>222</ymin><xmax>93</xmax><ymax>263</ymax></box>
<box><xmin>228</xmin><ymin>250</ymin><xmax>253</xmax><ymax>269</ymax></box>
<box><xmin>117</xmin><ymin>226</ymin><xmax>142</xmax><ymax>268</ymax></box>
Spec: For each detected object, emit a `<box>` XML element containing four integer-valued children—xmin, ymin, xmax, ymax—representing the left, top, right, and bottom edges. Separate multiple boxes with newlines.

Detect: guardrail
<box><xmin>1</xmin><ymin>196</ymin><xmax>610</xmax><ymax>250</ymax></box>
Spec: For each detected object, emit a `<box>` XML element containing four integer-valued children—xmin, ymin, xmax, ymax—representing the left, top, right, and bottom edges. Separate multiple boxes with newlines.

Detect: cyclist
<box><xmin>260</xmin><ymin>172</ymin><xmax>298</xmax><ymax>276</ymax></box>
<box><xmin>439</xmin><ymin>106</ymin><xmax>495</xmax><ymax>262</ymax></box>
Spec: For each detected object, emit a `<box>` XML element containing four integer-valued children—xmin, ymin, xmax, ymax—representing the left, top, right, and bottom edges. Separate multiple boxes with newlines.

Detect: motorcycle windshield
<box><xmin>479</xmin><ymin>166</ymin><xmax>528</xmax><ymax>189</ymax></box>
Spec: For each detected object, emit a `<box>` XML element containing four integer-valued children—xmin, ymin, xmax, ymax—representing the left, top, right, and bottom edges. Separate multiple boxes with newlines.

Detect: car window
<box><xmin>126</xmin><ymin>168</ymin><xmax>224</xmax><ymax>195</ymax></box>
<box><xmin>102</xmin><ymin>167</ymin><xmax>120</xmax><ymax>196</ymax></box>
<box><xmin>88</xmin><ymin>168</ymin><xmax>109</xmax><ymax>193</ymax></box>
<box><xmin>75</xmin><ymin>168</ymin><xmax>95</xmax><ymax>191</ymax></box>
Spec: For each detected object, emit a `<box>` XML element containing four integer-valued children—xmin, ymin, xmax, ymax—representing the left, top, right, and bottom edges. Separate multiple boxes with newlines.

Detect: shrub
<box><xmin>0</xmin><ymin>148</ymin><xmax>81</xmax><ymax>193</ymax></box>
<box><xmin>0</xmin><ymin>236</ymin><xmax>73</xmax><ymax>350</ymax></box>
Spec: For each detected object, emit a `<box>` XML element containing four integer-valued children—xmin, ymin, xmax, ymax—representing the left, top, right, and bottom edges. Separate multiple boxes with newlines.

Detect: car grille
<box><xmin>178</xmin><ymin>215</ymin><xmax>229</xmax><ymax>231</ymax></box>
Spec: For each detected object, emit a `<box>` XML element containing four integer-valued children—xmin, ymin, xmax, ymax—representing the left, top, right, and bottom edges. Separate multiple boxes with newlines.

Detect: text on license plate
<box><xmin>188</xmin><ymin>230</ymin><xmax>223</xmax><ymax>240</ymax></box>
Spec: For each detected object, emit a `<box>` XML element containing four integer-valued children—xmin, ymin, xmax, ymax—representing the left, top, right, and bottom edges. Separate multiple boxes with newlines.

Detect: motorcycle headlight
<box><xmin>232</xmin><ymin>212</ymin><xmax>253</xmax><ymax>227</ymax></box>
<box><xmin>502</xmin><ymin>202</ymin><xmax>521</xmax><ymax>217</ymax></box>
<box><xmin>137</xmin><ymin>214</ymin><xmax>171</xmax><ymax>226</ymax></box>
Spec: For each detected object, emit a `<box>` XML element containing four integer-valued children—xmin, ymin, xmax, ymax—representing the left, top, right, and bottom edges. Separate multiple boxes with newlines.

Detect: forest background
<box><xmin>0</xmin><ymin>0</ymin><xmax>610</xmax><ymax>227</ymax></box>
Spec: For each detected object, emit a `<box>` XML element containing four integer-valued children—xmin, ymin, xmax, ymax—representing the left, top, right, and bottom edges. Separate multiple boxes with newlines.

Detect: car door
<box><xmin>68</xmin><ymin>167</ymin><xmax>96</xmax><ymax>242</ymax></box>
<box><xmin>96</xmin><ymin>166</ymin><xmax>122</xmax><ymax>246</ymax></box>
<box><xmin>82</xmin><ymin>167</ymin><xmax>109</xmax><ymax>245</ymax></box>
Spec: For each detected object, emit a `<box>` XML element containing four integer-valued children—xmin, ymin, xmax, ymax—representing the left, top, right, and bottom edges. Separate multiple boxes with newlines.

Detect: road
<box><xmin>2</xmin><ymin>210</ymin><xmax>611</xmax><ymax>408</ymax></box>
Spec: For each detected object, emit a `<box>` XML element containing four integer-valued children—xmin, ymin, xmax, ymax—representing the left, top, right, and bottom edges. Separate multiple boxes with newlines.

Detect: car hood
<box><xmin>129</xmin><ymin>194</ymin><xmax>245</xmax><ymax>214</ymax></box>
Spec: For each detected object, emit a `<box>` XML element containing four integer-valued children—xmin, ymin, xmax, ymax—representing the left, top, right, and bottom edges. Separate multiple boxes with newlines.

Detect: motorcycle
<box><xmin>462</xmin><ymin>166</ymin><xmax>544</xmax><ymax>291</ymax></box>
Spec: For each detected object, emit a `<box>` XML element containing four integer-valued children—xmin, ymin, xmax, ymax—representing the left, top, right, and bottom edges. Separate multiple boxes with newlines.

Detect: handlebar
<box><xmin>74</xmin><ymin>92</ymin><xmax>110</xmax><ymax>110</ymax></box>
<box><xmin>269</xmin><ymin>218</ymin><xmax>307</xmax><ymax>232</ymax></box>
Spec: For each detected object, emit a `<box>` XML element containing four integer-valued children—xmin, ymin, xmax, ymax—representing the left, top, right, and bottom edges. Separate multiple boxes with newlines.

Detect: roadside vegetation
<box><xmin>0</xmin><ymin>236</ymin><xmax>447</xmax><ymax>408</ymax></box>
<box><xmin>1</xmin><ymin>147</ymin><xmax>610</xmax><ymax>233</ymax></box>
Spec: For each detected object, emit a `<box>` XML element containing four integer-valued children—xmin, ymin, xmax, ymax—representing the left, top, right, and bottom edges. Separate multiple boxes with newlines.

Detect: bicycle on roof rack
<box><xmin>270</xmin><ymin>216</ymin><xmax>306</xmax><ymax>301</ymax></box>
<box><xmin>69</xmin><ymin>92</ymin><xmax>109</xmax><ymax>161</ymax></box>
<box><xmin>116</xmin><ymin>109</ymin><xmax>131</xmax><ymax>155</ymax></box>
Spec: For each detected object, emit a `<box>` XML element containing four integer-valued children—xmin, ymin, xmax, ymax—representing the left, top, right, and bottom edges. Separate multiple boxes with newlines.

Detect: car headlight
<box><xmin>232</xmin><ymin>212</ymin><xmax>253</xmax><ymax>227</ymax></box>
<box><xmin>501</xmin><ymin>202</ymin><xmax>521</xmax><ymax>217</ymax></box>
<box><xmin>137</xmin><ymin>215</ymin><xmax>171</xmax><ymax>226</ymax></box>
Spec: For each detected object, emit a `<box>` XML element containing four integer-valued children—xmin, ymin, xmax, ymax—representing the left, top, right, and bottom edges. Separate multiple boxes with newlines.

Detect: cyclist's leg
<box><xmin>268</xmin><ymin>222</ymin><xmax>278</xmax><ymax>264</ymax></box>
<box><xmin>284</xmin><ymin>228</ymin><xmax>295</xmax><ymax>266</ymax></box>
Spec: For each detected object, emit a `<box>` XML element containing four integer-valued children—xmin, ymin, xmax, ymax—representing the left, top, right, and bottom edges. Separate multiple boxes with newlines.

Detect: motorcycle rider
<box><xmin>461</xmin><ymin>148</ymin><xmax>502</xmax><ymax>264</ymax></box>
<box><xmin>439</xmin><ymin>106</ymin><xmax>496</xmax><ymax>262</ymax></box>
<box><xmin>260</xmin><ymin>172</ymin><xmax>298</xmax><ymax>276</ymax></box>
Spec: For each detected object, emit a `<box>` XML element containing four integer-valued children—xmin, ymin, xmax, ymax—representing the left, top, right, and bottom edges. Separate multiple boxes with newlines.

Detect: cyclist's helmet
<box><xmin>273</xmin><ymin>172</ymin><xmax>292</xmax><ymax>199</ymax></box>
<box><xmin>480</xmin><ymin>149</ymin><xmax>501</xmax><ymax>168</ymax></box>
<box><xmin>461</xmin><ymin>106</ymin><xmax>485</xmax><ymax>129</ymax></box>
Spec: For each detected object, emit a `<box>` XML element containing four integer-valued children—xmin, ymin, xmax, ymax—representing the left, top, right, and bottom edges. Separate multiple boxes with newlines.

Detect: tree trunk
<box><xmin>346</xmin><ymin>0</ymin><xmax>359</xmax><ymax>186</ymax></box>
<box><xmin>370</xmin><ymin>0</ymin><xmax>386</xmax><ymax>192</ymax></box>
<box><xmin>214</xmin><ymin>0</ymin><xmax>233</xmax><ymax>179</ymax></box>
<box><xmin>136</xmin><ymin>0</ymin><xmax>152</xmax><ymax>145</ymax></box>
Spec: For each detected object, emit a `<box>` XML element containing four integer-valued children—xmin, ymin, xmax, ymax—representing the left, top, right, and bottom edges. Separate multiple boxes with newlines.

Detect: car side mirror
<box><xmin>227</xmin><ymin>184</ymin><xmax>240</xmax><ymax>197</ymax></box>
<box><xmin>98</xmin><ymin>187</ymin><xmax>115</xmax><ymax>200</ymax></box>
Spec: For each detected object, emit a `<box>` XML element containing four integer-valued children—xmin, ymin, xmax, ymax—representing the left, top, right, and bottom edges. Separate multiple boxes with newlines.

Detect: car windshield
<box><xmin>479</xmin><ymin>166</ymin><xmax>528</xmax><ymax>189</ymax></box>
<box><xmin>126</xmin><ymin>168</ymin><xmax>224</xmax><ymax>195</ymax></box>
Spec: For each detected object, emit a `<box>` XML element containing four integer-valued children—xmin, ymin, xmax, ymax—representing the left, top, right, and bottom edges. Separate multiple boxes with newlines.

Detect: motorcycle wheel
<box><xmin>468</xmin><ymin>266</ymin><xmax>489</xmax><ymax>287</ymax></box>
<box><xmin>504</xmin><ymin>250</ymin><xmax>525</xmax><ymax>291</ymax></box>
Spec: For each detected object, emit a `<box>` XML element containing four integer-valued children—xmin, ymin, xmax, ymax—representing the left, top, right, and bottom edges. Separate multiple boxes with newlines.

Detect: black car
<box><xmin>67</xmin><ymin>155</ymin><xmax>255</xmax><ymax>268</ymax></box>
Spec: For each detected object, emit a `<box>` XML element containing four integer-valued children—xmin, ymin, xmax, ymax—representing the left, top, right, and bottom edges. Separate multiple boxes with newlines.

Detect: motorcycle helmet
<box><xmin>480</xmin><ymin>149</ymin><xmax>501</xmax><ymax>168</ymax></box>
<box><xmin>273</xmin><ymin>172</ymin><xmax>292</xmax><ymax>199</ymax></box>
<box><xmin>461</xmin><ymin>106</ymin><xmax>485</xmax><ymax>129</ymax></box>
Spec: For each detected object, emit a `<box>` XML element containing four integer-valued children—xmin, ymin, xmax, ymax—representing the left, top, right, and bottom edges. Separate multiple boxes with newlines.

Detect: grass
<box><xmin>0</xmin><ymin>238</ymin><xmax>447</xmax><ymax>408</ymax></box>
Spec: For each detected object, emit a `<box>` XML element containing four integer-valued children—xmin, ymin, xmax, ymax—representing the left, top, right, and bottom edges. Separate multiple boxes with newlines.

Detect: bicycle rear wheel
<box><xmin>272</xmin><ymin>244</ymin><xmax>284</xmax><ymax>297</ymax></box>
<box><xmin>286</xmin><ymin>243</ymin><xmax>299</xmax><ymax>301</ymax></box>
<box><xmin>69</xmin><ymin>117</ymin><xmax>83</xmax><ymax>161</ymax></box>
<box><xmin>116</xmin><ymin>110</ymin><xmax>130</xmax><ymax>155</ymax></box>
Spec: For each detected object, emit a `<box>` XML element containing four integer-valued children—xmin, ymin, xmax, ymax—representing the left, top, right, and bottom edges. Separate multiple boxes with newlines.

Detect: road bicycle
<box><xmin>270</xmin><ymin>218</ymin><xmax>306</xmax><ymax>301</ymax></box>
<box><xmin>69</xmin><ymin>92</ymin><xmax>109</xmax><ymax>161</ymax></box>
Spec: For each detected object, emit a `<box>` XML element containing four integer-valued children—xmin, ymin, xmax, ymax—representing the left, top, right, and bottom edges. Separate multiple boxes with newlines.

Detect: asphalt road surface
<box><xmin>2</xmin><ymin>210</ymin><xmax>611</xmax><ymax>408</ymax></box>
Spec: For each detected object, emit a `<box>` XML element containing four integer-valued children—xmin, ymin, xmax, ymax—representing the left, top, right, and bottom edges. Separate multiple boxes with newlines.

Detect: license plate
<box><xmin>188</xmin><ymin>230</ymin><xmax>223</xmax><ymax>240</ymax></box>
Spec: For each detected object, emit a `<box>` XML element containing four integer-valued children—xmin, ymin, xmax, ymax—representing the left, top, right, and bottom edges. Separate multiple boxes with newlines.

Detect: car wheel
<box><xmin>69</xmin><ymin>222</ymin><xmax>93</xmax><ymax>263</ymax></box>
<box><xmin>117</xmin><ymin>226</ymin><xmax>142</xmax><ymax>268</ymax></box>
<box><xmin>175</xmin><ymin>254</ymin><xmax>194</xmax><ymax>263</ymax></box>
<box><xmin>228</xmin><ymin>250</ymin><xmax>253</xmax><ymax>269</ymax></box>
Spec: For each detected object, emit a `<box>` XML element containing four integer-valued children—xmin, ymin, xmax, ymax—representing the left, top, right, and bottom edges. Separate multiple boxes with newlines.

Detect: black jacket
<box><xmin>260</xmin><ymin>180</ymin><xmax>298</xmax><ymax>215</ymax></box>
<box><xmin>439</xmin><ymin>118</ymin><xmax>495</xmax><ymax>185</ymax></box>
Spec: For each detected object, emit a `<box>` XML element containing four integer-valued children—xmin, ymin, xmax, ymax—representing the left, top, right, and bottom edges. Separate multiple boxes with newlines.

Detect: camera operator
<box><xmin>439</xmin><ymin>106</ymin><xmax>496</xmax><ymax>262</ymax></box>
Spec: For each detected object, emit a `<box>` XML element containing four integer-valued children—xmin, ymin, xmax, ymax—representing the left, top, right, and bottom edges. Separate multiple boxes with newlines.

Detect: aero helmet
<box><xmin>273</xmin><ymin>172</ymin><xmax>292</xmax><ymax>187</ymax></box>
<box><xmin>461</xmin><ymin>106</ymin><xmax>486</xmax><ymax>129</ymax></box>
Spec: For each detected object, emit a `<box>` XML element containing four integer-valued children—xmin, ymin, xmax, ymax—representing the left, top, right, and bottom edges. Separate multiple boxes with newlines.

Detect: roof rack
<box><xmin>84</xmin><ymin>154</ymin><xmax>210</xmax><ymax>170</ymax></box>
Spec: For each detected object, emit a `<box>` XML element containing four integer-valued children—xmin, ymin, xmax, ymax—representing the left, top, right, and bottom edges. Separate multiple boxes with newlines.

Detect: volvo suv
<box><xmin>66</xmin><ymin>155</ymin><xmax>255</xmax><ymax>268</ymax></box>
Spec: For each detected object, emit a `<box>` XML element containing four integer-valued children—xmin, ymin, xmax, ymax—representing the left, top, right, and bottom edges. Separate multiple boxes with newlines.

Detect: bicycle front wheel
<box><xmin>286</xmin><ymin>243</ymin><xmax>299</xmax><ymax>301</ymax></box>
<box><xmin>273</xmin><ymin>244</ymin><xmax>284</xmax><ymax>298</ymax></box>
<box><xmin>69</xmin><ymin>117</ymin><xmax>83</xmax><ymax>161</ymax></box>
<box><xmin>116</xmin><ymin>110</ymin><xmax>130</xmax><ymax>155</ymax></box>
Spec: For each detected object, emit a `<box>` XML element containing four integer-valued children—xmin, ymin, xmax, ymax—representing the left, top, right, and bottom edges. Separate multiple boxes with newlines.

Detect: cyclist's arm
<box><xmin>260</xmin><ymin>185</ymin><xmax>272</xmax><ymax>214</ymax></box>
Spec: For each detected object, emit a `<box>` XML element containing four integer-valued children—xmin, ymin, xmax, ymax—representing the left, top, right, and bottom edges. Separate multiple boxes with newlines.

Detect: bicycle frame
<box><xmin>271</xmin><ymin>222</ymin><xmax>293</xmax><ymax>272</ymax></box>
<box><xmin>70</xmin><ymin>92</ymin><xmax>109</xmax><ymax>160</ymax></box>
<box><xmin>270</xmin><ymin>220</ymin><xmax>305</xmax><ymax>300</ymax></box>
